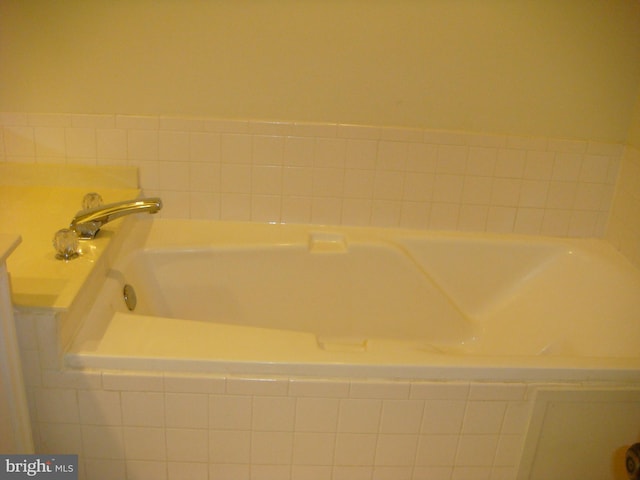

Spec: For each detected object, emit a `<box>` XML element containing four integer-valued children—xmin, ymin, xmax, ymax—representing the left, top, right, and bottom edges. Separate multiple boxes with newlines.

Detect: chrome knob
<box><xmin>53</xmin><ymin>228</ymin><xmax>79</xmax><ymax>260</ymax></box>
<box><xmin>82</xmin><ymin>192</ymin><xmax>103</xmax><ymax>210</ymax></box>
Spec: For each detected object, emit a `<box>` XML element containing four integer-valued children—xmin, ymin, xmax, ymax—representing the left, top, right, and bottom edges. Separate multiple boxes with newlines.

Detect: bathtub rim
<box><xmin>66</xmin><ymin>217</ymin><xmax>640</xmax><ymax>384</ymax></box>
<box><xmin>64</xmin><ymin>348</ymin><xmax>640</xmax><ymax>383</ymax></box>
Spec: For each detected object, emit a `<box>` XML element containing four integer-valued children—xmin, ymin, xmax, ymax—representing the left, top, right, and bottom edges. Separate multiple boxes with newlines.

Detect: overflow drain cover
<box><xmin>123</xmin><ymin>284</ymin><xmax>137</xmax><ymax>311</ymax></box>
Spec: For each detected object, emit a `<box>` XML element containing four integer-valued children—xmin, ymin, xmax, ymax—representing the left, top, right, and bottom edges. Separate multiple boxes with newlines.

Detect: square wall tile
<box><xmin>291</xmin><ymin>465</ymin><xmax>333</xmax><ymax>480</ymax></box>
<box><xmin>190</xmin><ymin>132</ymin><xmax>220</xmax><ymax>162</ymax></box>
<box><xmin>209</xmin><ymin>429</ymin><xmax>251</xmax><ymax>464</ymax></box>
<box><xmin>315</xmin><ymin>137</ymin><xmax>346</xmax><ymax>168</ymax></box>
<box><xmin>251</xmin><ymin>195</ymin><xmax>282</xmax><ymax>223</ymax></box>
<box><xmin>374</xmin><ymin>434</ymin><xmax>418</xmax><ymax>466</ymax></box>
<box><xmin>121</xmin><ymin>392</ymin><xmax>165</xmax><ymax>426</ymax></box>
<box><xmin>159</xmin><ymin>130</ymin><xmax>189</xmax><ymax>162</ymax></box>
<box><xmin>97</xmin><ymin>129</ymin><xmax>127</xmax><ymax>160</ymax></box>
<box><xmin>127</xmin><ymin>130</ymin><xmax>158</xmax><ymax>161</ymax></box>
<box><xmin>338</xmin><ymin>399</ymin><xmax>382</xmax><ymax>433</ymax></box>
<box><xmin>167</xmin><ymin>461</ymin><xmax>208</xmax><ymax>480</ymax></box>
<box><xmin>4</xmin><ymin>125</ymin><xmax>35</xmax><ymax>156</ymax></box>
<box><xmin>371</xmin><ymin>199</ymin><xmax>402</xmax><ymax>227</ymax></box>
<box><xmin>292</xmin><ymin>432</ymin><xmax>336</xmax><ymax>465</ymax></box>
<box><xmin>284</xmin><ymin>136</ymin><xmax>315</xmax><ymax>166</ymax></box>
<box><xmin>82</xmin><ymin>425</ymin><xmax>125</xmax><ymax>459</ymax></box>
<box><xmin>166</xmin><ymin>428</ymin><xmax>208</xmax><ymax>462</ymax></box>
<box><xmin>253</xmin><ymin>135</ymin><xmax>284</xmax><ymax>165</ymax></box>
<box><xmin>295</xmin><ymin>397</ymin><xmax>340</xmax><ymax>432</ymax></box>
<box><xmin>35</xmin><ymin>389</ymin><xmax>79</xmax><ymax>423</ymax></box>
<box><xmin>38</xmin><ymin>423</ymin><xmax>83</xmax><ymax>455</ymax></box>
<box><xmin>422</xmin><ymin>400</ymin><xmax>467</xmax><ymax>434</ymax></box>
<box><xmin>123</xmin><ymin>426</ymin><xmax>166</xmax><ymax>461</ymax></box>
<box><xmin>165</xmin><ymin>393</ymin><xmax>208</xmax><ymax>428</ymax></box>
<box><xmin>379</xmin><ymin>400</ymin><xmax>424</xmax><ymax>434</ymax></box>
<box><xmin>333</xmin><ymin>466</ymin><xmax>373</xmax><ymax>480</ymax></box>
<box><xmin>494</xmin><ymin>434</ymin><xmax>525</xmax><ymax>466</ymax></box>
<box><xmin>415</xmin><ymin>435</ymin><xmax>459</xmax><ymax>466</ymax></box>
<box><xmin>251</xmin><ymin>431</ymin><xmax>293</xmax><ymax>464</ymax></box>
<box><xmin>252</xmin><ymin>396</ymin><xmax>296</xmax><ymax>432</ymax></box>
<box><xmin>436</xmin><ymin>145</ymin><xmax>467</xmax><ymax>174</ymax></box>
<box><xmin>65</xmin><ymin>128</ymin><xmax>97</xmax><ymax>159</ymax></box>
<box><xmin>34</xmin><ymin>127</ymin><xmax>66</xmax><ymax>158</ymax></box>
<box><xmin>334</xmin><ymin>433</ymin><xmax>377</xmax><ymax>466</ymax></box>
<box><xmin>126</xmin><ymin>460</ymin><xmax>167</xmax><ymax>480</ymax></box>
<box><xmin>455</xmin><ymin>434</ymin><xmax>499</xmax><ymax>466</ymax></box>
<box><xmin>84</xmin><ymin>459</ymin><xmax>126</xmax><ymax>480</ymax></box>
<box><xmin>346</xmin><ymin>139</ymin><xmax>378</xmax><ymax>169</ymax></box>
<box><xmin>281</xmin><ymin>196</ymin><xmax>312</xmax><ymax>223</ymax></box>
<box><xmin>209</xmin><ymin>464</ymin><xmax>250</xmax><ymax>480</ymax></box>
<box><xmin>462</xmin><ymin>402</ymin><xmax>507</xmax><ymax>434</ymax></box>
<box><xmin>209</xmin><ymin>395</ymin><xmax>252</xmax><ymax>430</ymax></box>
<box><xmin>78</xmin><ymin>390</ymin><xmax>122</xmax><ymax>425</ymax></box>
<box><xmin>377</xmin><ymin>141</ymin><xmax>408</xmax><ymax>171</ymax></box>
<box><xmin>221</xmin><ymin>134</ymin><xmax>251</xmax><ymax>164</ymax></box>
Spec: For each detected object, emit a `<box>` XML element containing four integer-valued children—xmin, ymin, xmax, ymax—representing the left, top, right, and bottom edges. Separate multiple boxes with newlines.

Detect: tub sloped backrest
<box><xmin>399</xmin><ymin>237</ymin><xmax>565</xmax><ymax>318</ymax></box>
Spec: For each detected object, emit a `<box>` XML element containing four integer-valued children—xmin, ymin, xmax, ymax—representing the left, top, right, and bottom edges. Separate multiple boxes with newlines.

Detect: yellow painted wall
<box><xmin>1</xmin><ymin>1</ymin><xmax>639</xmax><ymax>142</ymax></box>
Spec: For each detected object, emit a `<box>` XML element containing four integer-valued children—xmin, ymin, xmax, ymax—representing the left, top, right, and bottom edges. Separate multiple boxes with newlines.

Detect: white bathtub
<box><xmin>67</xmin><ymin>218</ymin><xmax>640</xmax><ymax>382</ymax></box>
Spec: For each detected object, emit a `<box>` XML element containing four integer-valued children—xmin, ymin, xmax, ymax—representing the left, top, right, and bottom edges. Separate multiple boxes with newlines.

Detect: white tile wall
<box><xmin>5</xmin><ymin>113</ymin><xmax>639</xmax><ymax>479</ymax></box>
<box><xmin>20</xmin><ymin>308</ymin><xmax>531</xmax><ymax>480</ymax></box>
<box><xmin>22</xmin><ymin>305</ymin><xmax>607</xmax><ymax>480</ymax></box>
<box><xmin>15</xmin><ymin>306</ymin><xmax>546</xmax><ymax>480</ymax></box>
<box><xmin>0</xmin><ymin>113</ymin><xmax>623</xmax><ymax>237</ymax></box>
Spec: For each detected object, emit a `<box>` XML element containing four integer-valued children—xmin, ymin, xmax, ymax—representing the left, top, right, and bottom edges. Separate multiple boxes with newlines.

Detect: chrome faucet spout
<box><xmin>70</xmin><ymin>197</ymin><xmax>162</xmax><ymax>239</ymax></box>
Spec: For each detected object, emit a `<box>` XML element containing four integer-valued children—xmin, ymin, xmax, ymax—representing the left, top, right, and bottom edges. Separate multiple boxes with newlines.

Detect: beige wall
<box><xmin>1</xmin><ymin>1</ymin><xmax>640</xmax><ymax>142</ymax></box>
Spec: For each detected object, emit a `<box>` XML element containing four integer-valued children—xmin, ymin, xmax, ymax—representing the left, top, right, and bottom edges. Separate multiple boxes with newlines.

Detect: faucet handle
<box><xmin>53</xmin><ymin>228</ymin><xmax>80</xmax><ymax>260</ymax></box>
<box><xmin>82</xmin><ymin>192</ymin><xmax>103</xmax><ymax>210</ymax></box>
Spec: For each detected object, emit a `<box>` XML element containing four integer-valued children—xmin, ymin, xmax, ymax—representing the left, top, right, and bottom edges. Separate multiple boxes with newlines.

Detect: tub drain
<box><xmin>123</xmin><ymin>284</ymin><xmax>137</xmax><ymax>311</ymax></box>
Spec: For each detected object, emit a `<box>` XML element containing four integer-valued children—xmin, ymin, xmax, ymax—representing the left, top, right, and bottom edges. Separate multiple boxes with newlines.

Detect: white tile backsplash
<box><xmin>1</xmin><ymin>112</ymin><xmax>624</xmax><ymax>237</ymax></box>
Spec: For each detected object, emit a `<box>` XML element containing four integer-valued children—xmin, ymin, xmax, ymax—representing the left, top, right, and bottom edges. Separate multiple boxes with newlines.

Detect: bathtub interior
<box><xmin>118</xmin><ymin>241</ymin><xmax>486</xmax><ymax>343</ymax></box>
<box><xmin>67</xmin><ymin>219</ymin><xmax>640</xmax><ymax>372</ymax></box>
